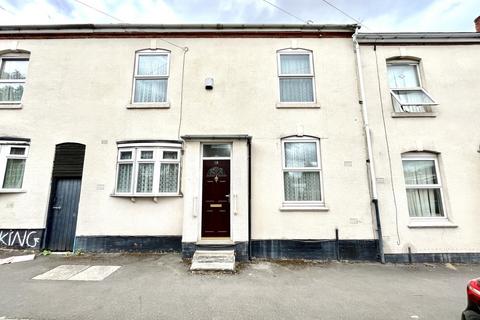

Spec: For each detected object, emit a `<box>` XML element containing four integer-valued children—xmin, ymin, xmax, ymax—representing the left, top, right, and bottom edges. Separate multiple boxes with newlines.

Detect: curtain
<box><xmin>388</xmin><ymin>65</ymin><xmax>419</xmax><ymax>88</ymax></box>
<box><xmin>140</xmin><ymin>151</ymin><xmax>154</xmax><ymax>159</ymax></box>
<box><xmin>136</xmin><ymin>163</ymin><xmax>154</xmax><ymax>193</ymax></box>
<box><xmin>280</xmin><ymin>54</ymin><xmax>311</xmax><ymax>74</ymax></box>
<box><xmin>120</xmin><ymin>151</ymin><xmax>132</xmax><ymax>160</ymax></box>
<box><xmin>403</xmin><ymin>160</ymin><xmax>437</xmax><ymax>185</ymax></box>
<box><xmin>116</xmin><ymin>163</ymin><xmax>132</xmax><ymax>192</ymax></box>
<box><xmin>280</xmin><ymin>78</ymin><xmax>313</xmax><ymax>102</ymax></box>
<box><xmin>159</xmin><ymin>163</ymin><xmax>178</xmax><ymax>193</ymax></box>
<box><xmin>163</xmin><ymin>151</ymin><xmax>177</xmax><ymax>160</ymax></box>
<box><xmin>0</xmin><ymin>84</ymin><xmax>24</xmax><ymax>102</ymax></box>
<box><xmin>393</xmin><ymin>90</ymin><xmax>433</xmax><ymax>113</ymax></box>
<box><xmin>134</xmin><ymin>79</ymin><xmax>167</xmax><ymax>103</ymax></box>
<box><xmin>137</xmin><ymin>55</ymin><xmax>168</xmax><ymax>76</ymax></box>
<box><xmin>1</xmin><ymin>60</ymin><xmax>28</xmax><ymax>80</ymax></box>
<box><xmin>284</xmin><ymin>171</ymin><xmax>321</xmax><ymax>201</ymax></box>
<box><xmin>406</xmin><ymin>189</ymin><xmax>443</xmax><ymax>217</ymax></box>
<box><xmin>3</xmin><ymin>159</ymin><xmax>25</xmax><ymax>188</ymax></box>
<box><xmin>285</xmin><ymin>142</ymin><xmax>317</xmax><ymax>168</ymax></box>
<box><xmin>403</xmin><ymin>160</ymin><xmax>443</xmax><ymax>217</ymax></box>
<box><xmin>396</xmin><ymin>90</ymin><xmax>433</xmax><ymax>104</ymax></box>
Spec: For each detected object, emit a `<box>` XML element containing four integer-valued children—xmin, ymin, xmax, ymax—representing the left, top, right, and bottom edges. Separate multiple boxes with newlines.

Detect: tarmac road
<box><xmin>0</xmin><ymin>251</ymin><xmax>478</xmax><ymax>320</ymax></box>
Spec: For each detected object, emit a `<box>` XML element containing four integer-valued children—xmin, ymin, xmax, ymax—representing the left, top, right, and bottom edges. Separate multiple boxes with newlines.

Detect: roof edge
<box><xmin>357</xmin><ymin>32</ymin><xmax>480</xmax><ymax>44</ymax></box>
<box><xmin>0</xmin><ymin>23</ymin><xmax>358</xmax><ymax>33</ymax></box>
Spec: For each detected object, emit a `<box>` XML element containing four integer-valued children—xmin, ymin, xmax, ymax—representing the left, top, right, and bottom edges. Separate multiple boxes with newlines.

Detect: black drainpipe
<box><xmin>247</xmin><ymin>138</ymin><xmax>252</xmax><ymax>261</ymax></box>
<box><xmin>372</xmin><ymin>198</ymin><xmax>385</xmax><ymax>263</ymax></box>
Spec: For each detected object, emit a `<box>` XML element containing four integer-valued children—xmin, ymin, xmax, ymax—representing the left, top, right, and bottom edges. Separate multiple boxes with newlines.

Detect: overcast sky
<box><xmin>0</xmin><ymin>0</ymin><xmax>478</xmax><ymax>32</ymax></box>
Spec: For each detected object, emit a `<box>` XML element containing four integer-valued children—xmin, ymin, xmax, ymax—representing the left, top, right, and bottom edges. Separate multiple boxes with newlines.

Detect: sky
<box><xmin>0</xmin><ymin>0</ymin><xmax>478</xmax><ymax>32</ymax></box>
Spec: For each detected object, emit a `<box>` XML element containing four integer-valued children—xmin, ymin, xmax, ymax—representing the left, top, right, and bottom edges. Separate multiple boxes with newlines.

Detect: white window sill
<box><xmin>111</xmin><ymin>193</ymin><xmax>182</xmax><ymax>197</ymax></box>
<box><xmin>280</xmin><ymin>206</ymin><xmax>329</xmax><ymax>212</ymax></box>
<box><xmin>0</xmin><ymin>189</ymin><xmax>26</xmax><ymax>194</ymax></box>
<box><xmin>111</xmin><ymin>193</ymin><xmax>183</xmax><ymax>203</ymax></box>
<box><xmin>391</xmin><ymin>112</ymin><xmax>437</xmax><ymax>118</ymax></box>
<box><xmin>126</xmin><ymin>102</ymin><xmax>170</xmax><ymax>109</ymax></box>
<box><xmin>0</xmin><ymin>103</ymin><xmax>23</xmax><ymax>109</ymax></box>
<box><xmin>276</xmin><ymin>102</ymin><xmax>320</xmax><ymax>109</ymax></box>
<box><xmin>408</xmin><ymin>219</ymin><xmax>457</xmax><ymax>228</ymax></box>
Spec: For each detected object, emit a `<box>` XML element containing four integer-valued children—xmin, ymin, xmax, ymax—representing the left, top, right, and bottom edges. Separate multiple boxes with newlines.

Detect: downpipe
<box><xmin>353</xmin><ymin>29</ymin><xmax>385</xmax><ymax>264</ymax></box>
<box><xmin>247</xmin><ymin>138</ymin><xmax>252</xmax><ymax>261</ymax></box>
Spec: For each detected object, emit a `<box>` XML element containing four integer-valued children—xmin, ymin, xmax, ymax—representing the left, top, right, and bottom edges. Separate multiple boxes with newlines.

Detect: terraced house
<box><xmin>0</xmin><ymin>22</ymin><xmax>478</xmax><ymax>265</ymax></box>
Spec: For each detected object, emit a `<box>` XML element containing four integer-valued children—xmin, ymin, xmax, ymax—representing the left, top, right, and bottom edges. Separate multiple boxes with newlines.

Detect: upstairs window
<box><xmin>0</xmin><ymin>143</ymin><xmax>29</xmax><ymax>191</ymax></box>
<box><xmin>402</xmin><ymin>153</ymin><xmax>445</xmax><ymax>218</ymax></box>
<box><xmin>277</xmin><ymin>49</ymin><xmax>315</xmax><ymax>103</ymax></box>
<box><xmin>387</xmin><ymin>60</ymin><xmax>436</xmax><ymax>113</ymax></box>
<box><xmin>132</xmin><ymin>50</ymin><xmax>170</xmax><ymax>104</ymax></box>
<box><xmin>0</xmin><ymin>54</ymin><xmax>29</xmax><ymax>104</ymax></box>
<box><xmin>115</xmin><ymin>142</ymin><xmax>181</xmax><ymax>196</ymax></box>
<box><xmin>282</xmin><ymin>137</ymin><xmax>323</xmax><ymax>207</ymax></box>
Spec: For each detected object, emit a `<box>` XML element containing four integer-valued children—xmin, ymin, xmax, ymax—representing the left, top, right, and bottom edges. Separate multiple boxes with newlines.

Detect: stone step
<box><xmin>190</xmin><ymin>250</ymin><xmax>235</xmax><ymax>272</ymax></box>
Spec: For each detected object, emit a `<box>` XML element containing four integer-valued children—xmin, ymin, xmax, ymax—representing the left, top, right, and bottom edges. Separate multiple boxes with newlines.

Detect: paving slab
<box><xmin>0</xmin><ymin>254</ymin><xmax>35</xmax><ymax>265</ymax></box>
<box><xmin>32</xmin><ymin>264</ymin><xmax>89</xmax><ymax>281</ymax></box>
<box><xmin>69</xmin><ymin>265</ymin><xmax>121</xmax><ymax>281</ymax></box>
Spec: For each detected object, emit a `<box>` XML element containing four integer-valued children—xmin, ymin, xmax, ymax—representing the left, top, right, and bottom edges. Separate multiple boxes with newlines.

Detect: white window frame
<box><xmin>281</xmin><ymin>137</ymin><xmax>324</xmax><ymax>208</ymax></box>
<box><xmin>0</xmin><ymin>53</ymin><xmax>29</xmax><ymax>104</ymax></box>
<box><xmin>401</xmin><ymin>152</ymin><xmax>447</xmax><ymax>221</ymax></box>
<box><xmin>114</xmin><ymin>144</ymin><xmax>181</xmax><ymax>197</ymax></box>
<box><xmin>0</xmin><ymin>143</ymin><xmax>29</xmax><ymax>192</ymax></box>
<box><xmin>387</xmin><ymin>61</ymin><xmax>437</xmax><ymax>113</ymax></box>
<box><xmin>131</xmin><ymin>49</ymin><xmax>170</xmax><ymax>105</ymax></box>
<box><xmin>277</xmin><ymin>49</ymin><xmax>316</xmax><ymax>104</ymax></box>
<box><xmin>115</xmin><ymin>148</ymin><xmax>135</xmax><ymax>195</ymax></box>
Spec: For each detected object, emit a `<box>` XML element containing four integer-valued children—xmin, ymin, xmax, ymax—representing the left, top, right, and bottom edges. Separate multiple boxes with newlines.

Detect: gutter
<box><xmin>353</xmin><ymin>28</ymin><xmax>385</xmax><ymax>264</ymax></box>
<box><xmin>357</xmin><ymin>32</ymin><xmax>480</xmax><ymax>44</ymax></box>
<box><xmin>0</xmin><ymin>23</ymin><xmax>358</xmax><ymax>33</ymax></box>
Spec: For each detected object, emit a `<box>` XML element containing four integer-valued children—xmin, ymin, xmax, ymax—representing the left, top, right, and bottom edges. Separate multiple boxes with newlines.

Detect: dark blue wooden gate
<box><xmin>45</xmin><ymin>143</ymin><xmax>85</xmax><ymax>252</ymax></box>
<box><xmin>45</xmin><ymin>179</ymin><xmax>82</xmax><ymax>251</ymax></box>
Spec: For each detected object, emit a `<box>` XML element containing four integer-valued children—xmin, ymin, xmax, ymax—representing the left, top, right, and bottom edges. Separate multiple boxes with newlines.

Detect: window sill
<box><xmin>280</xmin><ymin>206</ymin><xmax>329</xmax><ymax>212</ymax></box>
<box><xmin>408</xmin><ymin>219</ymin><xmax>457</xmax><ymax>228</ymax></box>
<box><xmin>0</xmin><ymin>103</ymin><xmax>23</xmax><ymax>109</ymax></box>
<box><xmin>111</xmin><ymin>193</ymin><xmax>182</xmax><ymax>197</ymax></box>
<box><xmin>391</xmin><ymin>112</ymin><xmax>437</xmax><ymax>118</ymax></box>
<box><xmin>276</xmin><ymin>102</ymin><xmax>320</xmax><ymax>109</ymax></box>
<box><xmin>126</xmin><ymin>102</ymin><xmax>170</xmax><ymax>109</ymax></box>
<box><xmin>0</xmin><ymin>189</ymin><xmax>26</xmax><ymax>194</ymax></box>
<box><xmin>111</xmin><ymin>193</ymin><xmax>183</xmax><ymax>203</ymax></box>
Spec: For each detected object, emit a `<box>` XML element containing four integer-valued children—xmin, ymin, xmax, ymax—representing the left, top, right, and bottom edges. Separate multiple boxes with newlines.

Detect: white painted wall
<box><xmin>360</xmin><ymin>44</ymin><xmax>480</xmax><ymax>254</ymax></box>
<box><xmin>0</xmin><ymin>36</ymin><xmax>373</xmax><ymax>242</ymax></box>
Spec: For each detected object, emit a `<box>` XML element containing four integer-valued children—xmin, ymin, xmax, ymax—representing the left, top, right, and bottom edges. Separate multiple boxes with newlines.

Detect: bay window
<box><xmin>0</xmin><ymin>142</ymin><xmax>29</xmax><ymax>192</ymax></box>
<box><xmin>282</xmin><ymin>137</ymin><xmax>323</xmax><ymax>207</ymax></box>
<box><xmin>132</xmin><ymin>49</ymin><xmax>170</xmax><ymax>104</ymax></box>
<box><xmin>402</xmin><ymin>153</ymin><xmax>445</xmax><ymax>218</ymax></box>
<box><xmin>277</xmin><ymin>49</ymin><xmax>315</xmax><ymax>103</ymax></box>
<box><xmin>115</xmin><ymin>143</ymin><xmax>181</xmax><ymax>196</ymax></box>
<box><xmin>387</xmin><ymin>60</ymin><xmax>436</xmax><ymax>113</ymax></box>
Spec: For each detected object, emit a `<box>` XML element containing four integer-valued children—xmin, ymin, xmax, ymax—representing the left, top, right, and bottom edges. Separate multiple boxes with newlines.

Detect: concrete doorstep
<box><xmin>190</xmin><ymin>250</ymin><xmax>235</xmax><ymax>272</ymax></box>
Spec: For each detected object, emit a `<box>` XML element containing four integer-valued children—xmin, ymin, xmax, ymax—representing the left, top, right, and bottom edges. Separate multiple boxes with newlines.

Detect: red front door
<box><xmin>201</xmin><ymin>159</ymin><xmax>230</xmax><ymax>237</ymax></box>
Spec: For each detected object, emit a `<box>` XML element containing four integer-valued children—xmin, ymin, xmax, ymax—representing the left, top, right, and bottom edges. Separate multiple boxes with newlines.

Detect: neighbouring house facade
<box><xmin>357</xmin><ymin>30</ymin><xmax>480</xmax><ymax>262</ymax></box>
<box><xmin>0</xmin><ymin>23</ymin><xmax>478</xmax><ymax>263</ymax></box>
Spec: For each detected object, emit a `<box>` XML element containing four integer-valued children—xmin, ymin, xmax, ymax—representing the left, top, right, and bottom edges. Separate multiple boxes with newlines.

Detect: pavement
<box><xmin>0</xmin><ymin>250</ymin><xmax>479</xmax><ymax>320</ymax></box>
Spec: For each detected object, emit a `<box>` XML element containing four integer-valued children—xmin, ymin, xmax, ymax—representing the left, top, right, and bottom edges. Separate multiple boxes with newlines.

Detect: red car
<box><xmin>463</xmin><ymin>278</ymin><xmax>480</xmax><ymax>320</ymax></box>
